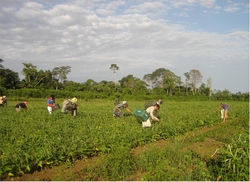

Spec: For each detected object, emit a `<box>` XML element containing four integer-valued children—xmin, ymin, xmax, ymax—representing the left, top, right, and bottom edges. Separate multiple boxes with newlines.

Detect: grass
<box><xmin>0</xmin><ymin>99</ymin><xmax>249</xmax><ymax>180</ymax></box>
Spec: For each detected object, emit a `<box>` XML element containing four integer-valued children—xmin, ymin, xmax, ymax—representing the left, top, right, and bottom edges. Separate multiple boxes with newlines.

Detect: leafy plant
<box><xmin>211</xmin><ymin>133</ymin><xmax>249</xmax><ymax>181</ymax></box>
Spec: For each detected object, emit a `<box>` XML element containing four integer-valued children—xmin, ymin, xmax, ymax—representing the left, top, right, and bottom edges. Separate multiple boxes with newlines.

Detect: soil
<box><xmin>2</xmin><ymin>121</ymin><xmax>232</xmax><ymax>181</ymax></box>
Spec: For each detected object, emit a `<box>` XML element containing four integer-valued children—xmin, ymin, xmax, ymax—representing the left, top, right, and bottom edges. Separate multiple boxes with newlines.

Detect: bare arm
<box><xmin>148</xmin><ymin>107</ymin><xmax>159</xmax><ymax>121</ymax></box>
<box><xmin>214</xmin><ymin>105</ymin><xmax>222</xmax><ymax>112</ymax></box>
<box><xmin>126</xmin><ymin>108</ymin><xmax>133</xmax><ymax>113</ymax></box>
<box><xmin>116</xmin><ymin>106</ymin><xmax>122</xmax><ymax>112</ymax></box>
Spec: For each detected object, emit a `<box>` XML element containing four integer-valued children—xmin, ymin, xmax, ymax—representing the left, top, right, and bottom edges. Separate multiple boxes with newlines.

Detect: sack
<box><xmin>221</xmin><ymin>109</ymin><xmax>224</xmax><ymax>119</ymax></box>
<box><xmin>142</xmin><ymin>119</ymin><xmax>151</xmax><ymax>127</ymax></box>
<box><xmin>133</xmin><ymin>108</ymin><xmax>150</xmax><ymax>121</ymax></box>
<box><xmin>113</xmin><ymin>108</ymin><xmax>124</xmax><ymax>117</ymax></box>
<box><xmin>52</xmin><ymin>104</ymin><xmax>60</xmax><ymax>111</ymax></box>
<box><xmin>66</xmin><ymin>102</ymin><xmax>76</xmax><ymax>111</ymax></box>
<box><xmin>144</xmin><ymin>101</ymin><xmax>157</xmax><ymax>110</ymax></box>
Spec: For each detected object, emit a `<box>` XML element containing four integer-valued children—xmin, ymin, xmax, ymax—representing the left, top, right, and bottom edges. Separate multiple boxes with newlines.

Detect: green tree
<box><xmin>0</xmin><ymin>59</ymin><xmax>4</xmax><ymax>68</ymax></box>
<box><xmin>109</xmin><ymin>64</ymin><xmax>119</xmax><ymax>89</ymax></box>
<box><xmin>207</xmin><ymin>78</ymin><xmax>212</xmax><ymax>100</ymax></box>
<box><xmin>184</xmin><ymin>72</ymin><xmax>190</xmax><ymax>96</ymax></box>
<box><xmin>199</xmin><ymin>83</ymin><xmax>206</xmax><ymax>94</ymax></box>
<box><xmin>131</xmin><ymin>79</ymin><xmax>148</xmax><ymax>95</ymax></box>
<box><xmin>22</xmin><ymin>62</ymin><xmax>37</xmax><ymax>87</ymax></box>
<box><xmin>152</xmin><ymin>68</ymin><xmax>167</xmax><ymax>88</ymax></box>
<box><xmin>52</xmin><ymin>66</ymin><xmax>71</xmax><ymax>90</ymax></box>
<box><xmin>0</xmin><ymin>68</ymin><xmax>20</xmax><ymax>89</ymax></box>
<box><xmin>176</xmin><ymin>76</ymin><xmax>182</xmax><ymax>93</ymax></box>
<box><xmin>119</xmin><ymin>74</ymin><xmax>135</xmax><ymax>88</ymax></box>
<box><xmin>163</xmin><ymin>70</ymin><xmax>180</xmax><ymax>95</ymax></box>
<box><xmin>33</xmin><ymin>70</ymin><xmax>50</xmax><ymax>88</ymax></box>
<box><xmin>164</xmin><ymin>77</ymin><xmax>175</xmax><ymax>95</ymax></box>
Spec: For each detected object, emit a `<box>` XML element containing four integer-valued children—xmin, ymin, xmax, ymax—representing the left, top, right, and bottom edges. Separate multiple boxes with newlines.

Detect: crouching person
<box><xmin>144</xmin><ymin>99</ymin><xmax>162</xmax><ymax>118</ymax></box>
<box><xmin>142</xmin><ymin>103</ymin><xmax>160</xmax><ymax>128</ymax></box>
<box><xmin>61</xmin><ymin>99</ymin><xmax>71</xmax><ymax>113</ymax></box>
<box><xmin>113</xmin><ymin>101</ymin><xmax>133</xmax><ymax>118</ymax></box>
<box><xmin>70</xmin><ymin>95</ymin><xmax>79</xmax><ymax>116</ymax></box>
<box><xmin>15</xmin><ymin>102</ymin><xmax>28</xmax><ymax>112</ymax></box>
<box><xmin>62</xmin><ymin>95</ymin><xmax>80</xmax><ymax>117</ymax></box>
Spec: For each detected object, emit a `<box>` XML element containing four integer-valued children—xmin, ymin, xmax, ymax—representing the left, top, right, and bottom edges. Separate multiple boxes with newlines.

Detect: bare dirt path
<box><xmin>2</xmin><ymin>121</ymin><xmax>231</xmax><ymax>181</ymax></box>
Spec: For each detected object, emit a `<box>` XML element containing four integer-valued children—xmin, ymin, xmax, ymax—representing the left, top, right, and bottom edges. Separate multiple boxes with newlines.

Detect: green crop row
<box><xmin>0</xmin><ymin>100</ymin><xmax>249</xmax><ymax>178</ymax></box>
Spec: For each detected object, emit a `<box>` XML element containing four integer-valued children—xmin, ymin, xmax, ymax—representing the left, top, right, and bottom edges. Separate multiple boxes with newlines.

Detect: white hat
<box><xmin>122</xmin><ymin>101</ymin><xmax>127</xmax><ymax>104</ymax></box>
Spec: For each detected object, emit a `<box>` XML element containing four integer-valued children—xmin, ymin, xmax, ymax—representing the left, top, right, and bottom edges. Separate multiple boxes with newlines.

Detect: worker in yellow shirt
<box><xmin>70</xmin><ymin>95</ymin><xmax>80</xmax><ymax>116</ymax></box>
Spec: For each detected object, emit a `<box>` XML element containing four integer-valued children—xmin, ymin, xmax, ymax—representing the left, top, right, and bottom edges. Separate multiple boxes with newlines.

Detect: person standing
<box><xmin>15</xmin><ymin>102</ymin><xmax>28</xmax><ymax>112</ymax></box>
<box><xmin>143</xmin><ymin>104</ymin><xmax>160</xmax><ymax>127</ymax></box>
<box><xmin>214</xmin><ymin>103</ymin><xmax>230</xmax><ymax>123</ymax></box>
<box><xmin>47</xmin><ymin>95</ymin><xmax>55</xmax><ymax>114</ymax></box>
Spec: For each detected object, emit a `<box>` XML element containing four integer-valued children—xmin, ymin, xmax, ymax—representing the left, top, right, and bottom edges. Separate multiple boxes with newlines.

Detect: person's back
<box><xmin>144</xmin><ymin>101</ymin><xmax>157</xmax><ymax>110</ymax></box>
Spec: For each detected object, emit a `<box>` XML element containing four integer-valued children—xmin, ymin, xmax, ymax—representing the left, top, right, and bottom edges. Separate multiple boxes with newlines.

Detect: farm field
<box><xmin>0</xmin><ymin>99</ymin><xmax>249</xmax><ymax>181</ymax></box>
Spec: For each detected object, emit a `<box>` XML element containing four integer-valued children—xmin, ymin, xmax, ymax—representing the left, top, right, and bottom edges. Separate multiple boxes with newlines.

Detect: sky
<box><xmin>1</xmin><ymin>0</ymin><xmax>249</xmax><ymax>94</ymax></box>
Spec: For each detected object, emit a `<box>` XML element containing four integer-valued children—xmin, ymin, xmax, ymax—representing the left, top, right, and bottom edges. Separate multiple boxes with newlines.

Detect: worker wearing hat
<box><xmin>15</xmin><ymin>102</ymin><xmax>28</xmax><ymax>112</ymax></box>
<box><xmin>113</xmin><ymin>100</ymin><xmax>133</xmax><ymax>118</ymax></box>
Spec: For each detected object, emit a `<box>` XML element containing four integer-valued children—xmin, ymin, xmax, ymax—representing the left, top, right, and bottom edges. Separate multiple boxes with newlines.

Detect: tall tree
<box><xmin>207</xmin><ymin>78</ymin><xmax>212</xmax><ymax>100</ymax></box>
<box><xmin>0</xmin><ymin>68</ymin><xmax>20</xmax><ymax>89</ymax></box>
<box><xmin>33</xmin><ymin>70</ymin><xmax>49</xmax><ymax>88</ymax></box>
<box><xmin>22</xmin><ymin>63</ymin><xmax>37</xmax><ymax>87</ymax></box>
<box><xmin>184</xmin><ymin>72</ymin><xmax>190</xmax><ymax>96</ymax></box>
<box><xmin>0</xmin><ymin>59</ymin><xmax>4</xmax><ymax>68</ymax></box>
<box><xmin>176</xmin><ymin>76</ymin><xmax>182</xmax><ymax>93</ymax></box>
<box><xmin>143</xmin><ymin>73</ymin><xmax>155</xmax><ymax>91</ymax></box>
<box><xmin>199</xmin><ymin>83</ymin><xmax>206</xmax><ymax>94</ymax></box>
<box><xmin>164</xmin><ymin>77</ymin><xmax>176</xmax><ymax>95</ymax></box>
<box><xmin>109</xmin><ymin>64</ymin><xmax>119</xmax><ymax>89</ymax></box>
<box><xmin>152</xmin><ymin>68</ymin><xmax>167</xmax><ymax>88</ymax></box>
<box><xmin>119</xmin><ymin>74</ymin><xmax>135</xmax><ymax>88</ymax></box>
<box><xmin>163</xmin><ymin>70</ymin><xmax>179</xmax><ymax>95</ymax></box>
<box><xmin>189</xmin><ymin>69</ymin><xmax>203</xmax><ymax>94</ymax></box>
<box><xmin>52</xmin><ymin>66</ymin><xmax>71</xmax><ymax>90</ymax></box>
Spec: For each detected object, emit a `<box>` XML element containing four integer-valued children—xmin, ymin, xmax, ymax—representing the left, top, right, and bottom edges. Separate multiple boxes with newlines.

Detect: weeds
<box><xmin>0</xmin><ymin>100</ymin><xmax>249</xmax><ymax>180</ymax></box>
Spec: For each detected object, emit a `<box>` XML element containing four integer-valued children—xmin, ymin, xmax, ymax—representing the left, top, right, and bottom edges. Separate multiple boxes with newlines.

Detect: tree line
<box><xmin>0</xmin><ymin>59</ymin><xmax>249</xmax><ymax>101</ymax></box>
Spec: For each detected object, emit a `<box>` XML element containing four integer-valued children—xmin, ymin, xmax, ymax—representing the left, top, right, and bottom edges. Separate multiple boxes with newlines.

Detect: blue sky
<box><xmin>1</xmin><ymin>0</ymin><xmax>249</xmax><ymax>93</ymax></box>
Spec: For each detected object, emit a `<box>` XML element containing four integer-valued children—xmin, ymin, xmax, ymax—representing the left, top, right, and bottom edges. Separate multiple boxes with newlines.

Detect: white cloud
<box><xmin>125</xmin><ymin>2</ymin><xmax>168</xmax><ymax>14</ymax></box>
<box><xmin>0</xmin><ymin>0</ymin><xmax>249</xmax><ymax>93</ymax></box>
<box><xmin>170</xmin><ymin>0</ymin><xmax>216</xmax><ymax>8</ymax></box>
<box><xmin>224</xmin><ymin>6</ymin><xmax>241</xmax><ymax>12</ymax></box>
<box><xmin>24</xmin><ymin>1</ymin><xmax>44</xmax><ymax>9</ymax></box>
<box><xmin>215</xmin><ymin>6</ymin><xmax>221</xmax><ymax>9</ymax></box>
<box><xmin>96</xmin><ymin>9</ymin><xmax>115</xmax><ymax>16</ymax></box>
